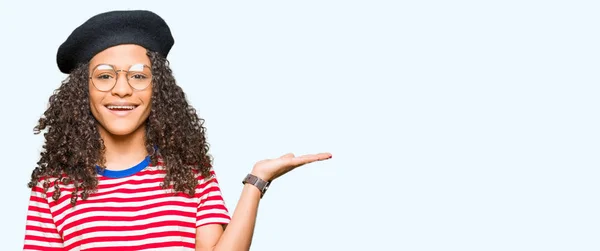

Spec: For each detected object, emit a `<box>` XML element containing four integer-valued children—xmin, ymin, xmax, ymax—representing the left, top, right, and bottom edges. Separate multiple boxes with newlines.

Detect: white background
<box><xmin>1</xmin><ymin>1</ymin><xmax>599</xmax><ymax>250</ymax></box>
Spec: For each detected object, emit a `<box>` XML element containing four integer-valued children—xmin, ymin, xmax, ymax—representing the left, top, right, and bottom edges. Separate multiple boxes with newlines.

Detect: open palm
<box><xmin>251</xmin><ymin>152</ymin><xmax>332</xmax><ymax>181</ymax></box>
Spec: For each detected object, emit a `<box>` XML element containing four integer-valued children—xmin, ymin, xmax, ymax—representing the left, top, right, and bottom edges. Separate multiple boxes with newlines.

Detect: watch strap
<box><xmin>242</xmin><ymin>173</ymin><xmax>270</xmax><ymax>198</ymax></box>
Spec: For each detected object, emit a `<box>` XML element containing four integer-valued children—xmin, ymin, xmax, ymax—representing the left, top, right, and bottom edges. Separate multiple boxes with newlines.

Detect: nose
<box><xmin>111</xmin><ymin>71</ymin><xmax>133</xmax><ymax>97</ymax></box>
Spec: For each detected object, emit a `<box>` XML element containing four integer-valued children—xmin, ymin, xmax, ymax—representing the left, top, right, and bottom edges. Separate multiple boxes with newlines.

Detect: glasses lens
<box><xmin>127</xmin><ymin>64</ymin><xmax>152</xmax><ymax>90</ymax></box>
<box><xmin>92</xmin><ymin>64</ymin><xmax>116</xmax><ymax>91</ymax></box>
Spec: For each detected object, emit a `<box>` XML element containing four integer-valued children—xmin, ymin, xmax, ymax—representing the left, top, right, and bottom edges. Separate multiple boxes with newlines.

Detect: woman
<box><xmin>23</xmin><ymin>10</ymin><xmax>331</xmax><ymax>251</ymax></box>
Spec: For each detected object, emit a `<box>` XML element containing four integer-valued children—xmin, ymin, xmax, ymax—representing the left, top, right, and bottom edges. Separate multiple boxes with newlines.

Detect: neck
<box><xmin>98</xmin><ymin>125</ymin><xmax>150</xmax><ymax>171</ymax></box>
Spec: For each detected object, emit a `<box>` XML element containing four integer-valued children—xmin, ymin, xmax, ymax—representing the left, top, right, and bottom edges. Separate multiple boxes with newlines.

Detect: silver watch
<box><xmin>242</xmin><ymin>173</ymin><xmax>271</xmax><ymax>198</ymax></box>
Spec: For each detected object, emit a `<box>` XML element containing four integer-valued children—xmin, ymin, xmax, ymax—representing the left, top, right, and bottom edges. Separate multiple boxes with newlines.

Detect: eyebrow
<box><xmin>91</xmin><ymin>63</ymin><xmax>151</xmax><ymax>71</ymax></box>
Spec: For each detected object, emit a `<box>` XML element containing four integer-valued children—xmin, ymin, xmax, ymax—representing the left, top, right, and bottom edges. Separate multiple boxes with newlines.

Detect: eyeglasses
<box><xmin>89</xmin><ymin>63</ymin><xmax>153</xmax><ymax>92</ymax></box>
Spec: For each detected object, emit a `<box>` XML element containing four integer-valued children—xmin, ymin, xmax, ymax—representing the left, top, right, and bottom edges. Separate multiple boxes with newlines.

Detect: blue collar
<box><xmin>96</xmin><ymin>155</ymin><xmax>151</xmax><ymax>178</ymax></box>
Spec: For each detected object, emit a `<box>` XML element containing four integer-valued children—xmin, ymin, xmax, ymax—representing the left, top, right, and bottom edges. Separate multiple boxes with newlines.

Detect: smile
<box><xmin>106</xmin><ymin>105</ymin><xmax>138</xmax><ymax>110</ymax></box>
<box><xmin>104</xmin><ymin>104</ymin><xmax>140</xmax><ymax>116</ymax></box>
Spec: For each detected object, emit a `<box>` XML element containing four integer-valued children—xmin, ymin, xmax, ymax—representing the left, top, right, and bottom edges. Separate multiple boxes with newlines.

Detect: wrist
<box><xmin>250</xmin><ymin>168</ymin><xmax>271</xmax><ymax>182</ymax></box>
<box><xmin>242</xmin><ymin>183</ymin><xmax>263</xmax><ymax>197</ymax></box>
<box><xmin>242</xmin><ymin>173</ymin><xmax>271</xmax><ymax>199</ymax></box>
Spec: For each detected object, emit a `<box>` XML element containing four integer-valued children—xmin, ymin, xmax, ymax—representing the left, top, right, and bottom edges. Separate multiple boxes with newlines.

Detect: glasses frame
<box><xmin>89</xmin><ymin>63</ymin><xmax>153</xmax><ymax>92</ymax></box>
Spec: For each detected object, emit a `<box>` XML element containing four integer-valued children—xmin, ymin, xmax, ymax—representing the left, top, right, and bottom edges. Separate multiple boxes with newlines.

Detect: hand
<box><xmin>251</xmin><ymin>152</ymin><xmax>332</xmax><ymax>181</ymax></box>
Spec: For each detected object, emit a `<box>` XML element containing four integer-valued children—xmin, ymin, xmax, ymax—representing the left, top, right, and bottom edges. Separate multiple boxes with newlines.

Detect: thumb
<box><xmin>280</xmin><ymin>153</ymin><xmax>295</xmax><ymax>159</ymax></box>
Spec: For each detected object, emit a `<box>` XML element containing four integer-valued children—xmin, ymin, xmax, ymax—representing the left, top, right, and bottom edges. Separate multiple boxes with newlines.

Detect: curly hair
<box><xmin>29</xmin><ymin>51</ymin><xmax>213</xmax><ymax>206</ymax></box>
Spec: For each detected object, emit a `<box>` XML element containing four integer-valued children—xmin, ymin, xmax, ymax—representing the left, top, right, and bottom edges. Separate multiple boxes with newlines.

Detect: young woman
<box><xmin>23</xmin><ymin>10</ymin><xmax>331</xmax><ymax>251</ymax></box>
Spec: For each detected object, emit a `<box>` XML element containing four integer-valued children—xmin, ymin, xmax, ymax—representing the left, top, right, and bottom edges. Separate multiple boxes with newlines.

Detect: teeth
<box><xmin>106</xmin><ymin>105</ymin><xmax>136</xmax><ymax>110</ymax></box>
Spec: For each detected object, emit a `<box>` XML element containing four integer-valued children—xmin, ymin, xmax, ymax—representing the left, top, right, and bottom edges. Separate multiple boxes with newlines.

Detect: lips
<box><xmin>106</xmin><ymin>105</ymin><xmax>137</xmax><ymax>111</ymax></box>
<box><xmin>104</xmin><ymin>102</ymin><xmax>140</xmax><ymax>115</ymax></box>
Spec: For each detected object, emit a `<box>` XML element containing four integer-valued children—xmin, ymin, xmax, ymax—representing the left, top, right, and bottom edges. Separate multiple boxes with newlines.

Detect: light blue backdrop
<box><xmin>1</xmin><ymin>1</ymin><xmax>598</xmax><ymax>250</ymax></box>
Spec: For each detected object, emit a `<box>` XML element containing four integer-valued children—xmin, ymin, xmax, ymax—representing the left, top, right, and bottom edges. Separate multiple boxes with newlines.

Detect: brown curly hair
<box><xmin>29</xmin><ymin>50</ymin><xmax>213</xmax><ymax>206</ymax></box>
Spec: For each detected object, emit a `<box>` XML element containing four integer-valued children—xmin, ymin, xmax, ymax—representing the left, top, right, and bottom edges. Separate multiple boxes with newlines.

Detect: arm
<box><xmin>23</xmin><ymin>181</ymin><xmax>64</xmax><ymax>251</ymax></box>
<box><xmin>195</xmin><ymin>152</ymin><xmax>332</xmax><ymax>251</ymax></box>
<box><xmin>195</xmin><ymin>183</ymin><xmax>262</xmax><ymax>251</ymax></box>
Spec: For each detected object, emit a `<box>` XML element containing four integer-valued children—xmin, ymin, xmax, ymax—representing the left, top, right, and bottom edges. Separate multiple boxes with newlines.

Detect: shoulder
<box><xmin>196</xmin><ymin>167</ymin><xmax>222</xmax><ymax>184</ymax></box>
<box><xmin>194</xmin><ymin>167</ymin><xmax>226</xmax><ymax>193</ymax></box>
<box><xmin>28</xmin><ymin>175</ymin><xmax>63</xmax><ymax>199</ymax></box>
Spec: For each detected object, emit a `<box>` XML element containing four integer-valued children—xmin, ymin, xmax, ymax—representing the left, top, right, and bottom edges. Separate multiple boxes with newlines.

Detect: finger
<box><xmin>315</xmin><ymin>152</ymin><xmax>332</xmax><ymax>160</ymax></box>
<box><xmin>290</xmin><ymin>152</ymin><xmax>332</xmax><ymax>166</ymax></box>
<box><xmin>298</xmin><ymin>152</ymin><xmax>332</xmax><ymax>161</ymax></box>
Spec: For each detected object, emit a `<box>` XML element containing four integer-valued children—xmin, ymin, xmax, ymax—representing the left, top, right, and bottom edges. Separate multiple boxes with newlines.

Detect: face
<box><xmin>88</xmin><ymin>44</ymin><xmax>152</xmax><ymax>136</ymax></box>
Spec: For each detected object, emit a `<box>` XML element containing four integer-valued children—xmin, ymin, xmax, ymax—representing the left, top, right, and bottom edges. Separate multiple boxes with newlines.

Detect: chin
<box><xmin>93</xmin><ymin>111</ymin><xmax>150</xmax><ymax>137</ymax></box>
<box><xmin>91</xmin><ymin>106</ymin><xmax>150</xmax><ymax>137</ymax></box>
<box><xmin>104</xmin><ymin>127</ymin><xmax>140</xmax><ymax>136</ymax></box>
<box><xmin>99</xmin><ymin>121</ymin><xmax>146</xmax><ymax>137</ymax></box>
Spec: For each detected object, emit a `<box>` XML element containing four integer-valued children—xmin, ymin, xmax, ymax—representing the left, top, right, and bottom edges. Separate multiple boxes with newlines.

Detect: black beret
<box><xmin>56</xmin><ymin>10</ymin><xmax>174</xmax><ymax>74</ymax></box>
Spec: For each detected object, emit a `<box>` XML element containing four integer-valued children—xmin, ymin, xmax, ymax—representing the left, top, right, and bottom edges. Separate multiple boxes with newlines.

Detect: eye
<box><xmin>130</xmin><ymin>73</ymin><xmax>148</xmax><ymax>79</ymax></box>
<box><xmin>97</xmin><ymin>74</ymin><xmax>113</xmax><ymax>80</ymax></box>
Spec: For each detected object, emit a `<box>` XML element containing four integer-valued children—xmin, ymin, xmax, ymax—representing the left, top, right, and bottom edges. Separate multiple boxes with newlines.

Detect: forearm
<box><xmin>213</xmin><ymin>184</ymin><xmax>262</xmax><ymax>251</ymax></box>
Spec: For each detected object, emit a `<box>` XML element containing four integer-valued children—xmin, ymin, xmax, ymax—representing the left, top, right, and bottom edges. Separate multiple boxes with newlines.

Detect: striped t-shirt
<box><xmin>23</xmin><ymin>156</ymin><xmax>231</xmax><ymax>250</ymax></box>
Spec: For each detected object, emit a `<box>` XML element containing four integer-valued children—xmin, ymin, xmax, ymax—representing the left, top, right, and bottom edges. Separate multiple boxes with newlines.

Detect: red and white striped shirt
<box><xmin>23</xmin><ymin>156</ymin><xmax>231</xmax><ymax>250</ymax></box>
